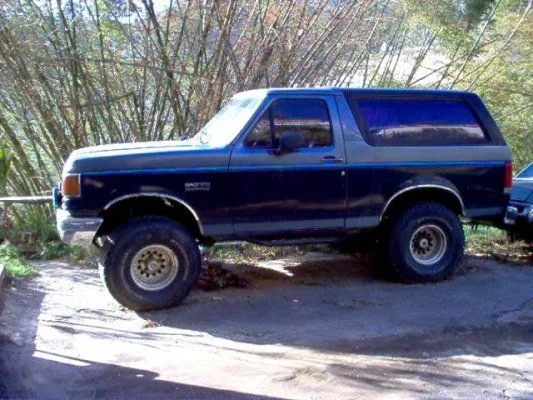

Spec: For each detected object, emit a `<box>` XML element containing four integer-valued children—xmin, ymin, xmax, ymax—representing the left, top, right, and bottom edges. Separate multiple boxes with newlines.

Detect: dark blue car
<box><xmin>54</xmin><ymin>88</ymin><xmax>513</xmax><ymax>310</ymax></box>
<box><xmin>505</xmin><ymin>163</ymin><xmax>533</xmax><ymax>243</ymax></box>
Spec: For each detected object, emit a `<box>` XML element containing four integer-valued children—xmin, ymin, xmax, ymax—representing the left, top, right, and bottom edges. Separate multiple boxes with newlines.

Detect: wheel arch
<box><xmin>96</xmin><ymin>193</ymin><xmax>204</xmax><ymax>241</ymax></box>
<box><xmin>381</xmin><ymin>185</ymin><xmax>465</xmax><ymax>223</ymax></box>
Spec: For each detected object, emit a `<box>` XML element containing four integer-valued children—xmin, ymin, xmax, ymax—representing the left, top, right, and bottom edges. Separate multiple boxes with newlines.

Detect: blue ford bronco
<box><xmin>54</xmin><ymin>88</ymin><xmax>513</xmax><ymax>311</ymax></box>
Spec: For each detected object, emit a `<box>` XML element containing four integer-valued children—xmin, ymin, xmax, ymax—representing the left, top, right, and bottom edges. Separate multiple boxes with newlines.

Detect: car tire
<box><xmin>387</xmin><ymin>202</ymin><xmax>464</xmax><ymax>283</ymax></box>
<box><xmin>101</xmin><ymin>217</ymin><xmax>201</xmax><ymax>311</ymax></box>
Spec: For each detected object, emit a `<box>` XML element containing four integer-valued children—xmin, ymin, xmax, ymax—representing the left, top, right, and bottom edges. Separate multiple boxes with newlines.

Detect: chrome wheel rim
<box><xmin>409</xmin><ymin>224</ymin><xmax>447</xmax><ymax>266</ymax></box>
<box><xmin>130</xmin><ymin>245</ymin><xmax>179</xmax><ymax>291</ymax></box>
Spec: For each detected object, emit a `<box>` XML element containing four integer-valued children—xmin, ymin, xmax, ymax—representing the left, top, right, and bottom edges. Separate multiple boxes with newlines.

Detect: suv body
<box><xmin>55</xmin><ymin>88</ymin><xmax>512</xmax><ymax>310</ymax></box>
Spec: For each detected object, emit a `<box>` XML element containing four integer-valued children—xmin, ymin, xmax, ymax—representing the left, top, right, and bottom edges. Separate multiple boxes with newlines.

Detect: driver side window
<box><xmin>245</xmin><ymin>112</ymin><xmax>273</xmax><ymax>149</ymax></box>
<box><xmin>244</xmin><ymin>99</ymin><xmax>332</xmax><ymax>149</ymax></box>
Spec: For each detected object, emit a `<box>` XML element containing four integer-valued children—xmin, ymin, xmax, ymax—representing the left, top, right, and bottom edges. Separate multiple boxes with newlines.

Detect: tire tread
<box><xmin>387</xmin><ymin>202</ymin><xmax>464</xmax><ymax>283</ymax></box>
<box><xmin>101</xmin><ymin>216</ymin><xmax>200</xmax><ymax>311</ymax></box>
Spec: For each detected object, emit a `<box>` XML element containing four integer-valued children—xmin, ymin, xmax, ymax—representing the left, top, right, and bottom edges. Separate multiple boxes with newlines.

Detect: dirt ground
<box><xmin>1</xmin><ymin>253</ymin><xmax>532</xmax><ymax>399</ymax></box>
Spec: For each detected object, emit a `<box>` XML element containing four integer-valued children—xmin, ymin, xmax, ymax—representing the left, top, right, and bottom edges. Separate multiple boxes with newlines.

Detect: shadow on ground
<box><xmin>137</xmin><ymin>255</ymin><xmax>533</xmax><ymax>354</ymax></box>
<box><xmin>0</xmin><ymin>279</ymin><xmax>284</xmax><ymax>399</ymax></box>
<box><xmin>0</xmin><ymin>345</ymin><xmax>284</xmax><ymax>399</ymax></box>
<box><xmin>1</xmin><ymin>254</ymin><xmax>532</xmax><ymax>399</ymax></box>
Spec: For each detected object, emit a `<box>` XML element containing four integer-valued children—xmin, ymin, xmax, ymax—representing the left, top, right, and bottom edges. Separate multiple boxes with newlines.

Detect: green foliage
<box><xmin>31</xmin><ymin>240</ymin><xmax>70</xmax><ymax>261</ymax></box>
<box><xmin>0</xmin><ymin>134</ymin><xmax>11</xmax><ymax>196</ymax></box>
<box><xmin>465</xmin><ymin>225</ymin><xmax>532</xmax><ymax>263</ymax></box>
<box><xmin>463</xmin><ymin>0</ymin><xmax>498</xmax><ymax>27</ymax></box>
<box><xmin>8</xmin><ymin>204</ymin><xmax>84</xmax><ymax>260</ymax></box>
<box><xmin>402</xmin><ymin>0</ymin><xmax>496</xmax><ymax>48</ymax></box>
<box><xmin>10</xmin><ymin>205</ymin><xmax>59</xmax><ymax>244</ymax></box>
<box><xmin>456</xmin><ymin>0</ymin><xmax>533</xmax><ymax>170</ymax></box>
<box><xmin>0</xmin><ymin>225</ymin><xmax>7</xmax><ymax>242</ymax></box>
<box><xmin>0</xmin><ymin>241</ymin><xmax>37</xmax><ymax>278</ymax></box>
<box><xmin>69</xmin><ymin>245</ymin><xmax>90</xmax><ymax>261</ymax></box>
<box><xmin>30</xmin><ymin>241</ymin><xmax>88</xmax><ymax>261</ymax></box>
<box><xmin>402</xmin><ymin>0</ymin><xmax>532</xmax><ymax>169</ymax></box>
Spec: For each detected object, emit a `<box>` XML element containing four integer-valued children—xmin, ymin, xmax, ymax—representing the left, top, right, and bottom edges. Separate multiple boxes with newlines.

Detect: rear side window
<box><xmin>245</xmin><ymin>99</ymin><xmax>332</xmax><ymax>149</ymax></box>
<box><xmin>352</xmin><ymin>97</ymin><xmax>489</xmax><ymax>146</ymax></box>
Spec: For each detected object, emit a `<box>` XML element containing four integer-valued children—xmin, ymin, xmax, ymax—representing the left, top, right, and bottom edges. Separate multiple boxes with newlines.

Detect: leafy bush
<box><xmin>31</xmin><ymin>240</ymin><xmax>70</xmax><ymax>260</ymax></box>
<box><xmin>5</xmin><ymin>204</ymin><xmax>91</xmax><ymax>261</ymax></box>
<box><xmin>0</xmin><ymin>241</ymin><xmax>37</xmax><ymax>278</ymax></box>
<box><xmin>30</xmin><ymin>241</ymin><xmax>89</xmax><ymax>261</ymax></box>
<box><xmin>10</xmin><ymin>204</ymin><xmax>58</xmax><ymax>244</ymax></box>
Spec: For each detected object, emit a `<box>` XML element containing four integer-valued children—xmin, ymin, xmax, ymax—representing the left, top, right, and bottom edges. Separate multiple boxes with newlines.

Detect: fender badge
<box><xmin>185</xmin><ymin>182</ymin><xmax>210</xmax><ymax>192</ymax></box>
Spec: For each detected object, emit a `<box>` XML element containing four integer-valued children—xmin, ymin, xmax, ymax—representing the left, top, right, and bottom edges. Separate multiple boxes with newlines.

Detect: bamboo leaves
<box><xmin>0</xmin><ymin>0</ymin><xmax>530</xmax><ymax>201</ymax></box>
<box><xmin>0</xmin><ymin>134</ymin><xmax>12</xmax><ymax>197</ymax></box>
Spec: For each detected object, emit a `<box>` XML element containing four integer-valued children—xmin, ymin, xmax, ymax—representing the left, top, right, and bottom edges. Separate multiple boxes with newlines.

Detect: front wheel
<box><xmin>101</xmin><ymin>217</ymin><xmax>201</xmax><ymax>311</ymax></box>
<box><xmin>387</xmin><ymin>202</ymin><xmax>464</xmax><ymax>283</ymax></box>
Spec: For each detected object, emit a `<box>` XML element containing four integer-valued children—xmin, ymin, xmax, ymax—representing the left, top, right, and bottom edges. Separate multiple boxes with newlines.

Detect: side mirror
<box><xmin>271</xmin><ymin>131</ymin><xmax>305</xmax><ymax>155</ymax></box>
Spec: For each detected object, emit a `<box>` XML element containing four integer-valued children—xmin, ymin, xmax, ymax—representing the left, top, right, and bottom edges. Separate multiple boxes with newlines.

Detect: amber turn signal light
<box><xmin>62</xmin><ymin>174</ymin><xmax>81</xmax><ymax>198</ymax></box>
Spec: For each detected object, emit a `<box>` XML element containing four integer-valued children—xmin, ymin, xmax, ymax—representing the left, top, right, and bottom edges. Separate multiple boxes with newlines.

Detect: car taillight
<box><xmin>504</xmin><ymin>161</ymin><xmax>513</xmax><ymax>192</ymax></box>
<box><xmin>62</xmin><ymin>174</ymin><xmax>81</xmax><ymax>198</ymax></box>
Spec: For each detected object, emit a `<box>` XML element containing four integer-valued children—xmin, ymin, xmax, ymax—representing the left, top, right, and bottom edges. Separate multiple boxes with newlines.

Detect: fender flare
<box><xmin>103</xmin><ymin>192</ymin><xmax>203</xmax><ymax>234</ymax></box>
<box><xmin>380</xmin><ymin>184</ymin><xmax>465</xmax><ymax>221</ymax></box>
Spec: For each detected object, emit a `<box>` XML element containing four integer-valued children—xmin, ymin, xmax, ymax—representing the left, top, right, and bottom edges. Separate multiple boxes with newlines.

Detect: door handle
<box><xmin>321</xmin><ymin>155</ymin><xmax>344</xmax><ymax>164</ymax></box>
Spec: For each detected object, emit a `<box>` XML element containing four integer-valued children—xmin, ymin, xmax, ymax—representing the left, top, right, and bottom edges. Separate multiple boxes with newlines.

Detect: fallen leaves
<box><xmin>196</xmin><ymin>263</ymin><xmax>251</xmax><ymax>291</ymax></box>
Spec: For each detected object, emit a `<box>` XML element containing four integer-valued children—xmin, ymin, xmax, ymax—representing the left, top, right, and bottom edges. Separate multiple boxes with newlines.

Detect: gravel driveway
<box><xmin>1</xmin><ymin>253</ymin><xmax>532</xmax><ymax>399</ymax></box>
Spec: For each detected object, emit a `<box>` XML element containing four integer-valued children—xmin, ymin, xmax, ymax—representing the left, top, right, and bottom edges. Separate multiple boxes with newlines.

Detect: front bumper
<box><xmin>56</xmin><ymin>209</ymin><xmax>103</xmax><ymax>247</ymax></box>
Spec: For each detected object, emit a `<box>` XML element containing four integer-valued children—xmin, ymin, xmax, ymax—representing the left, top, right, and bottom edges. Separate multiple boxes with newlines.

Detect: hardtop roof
<box><xmin>236</xmin><ymin>87</ymin><xmax>475</xmax><ymax>98</ymax></box>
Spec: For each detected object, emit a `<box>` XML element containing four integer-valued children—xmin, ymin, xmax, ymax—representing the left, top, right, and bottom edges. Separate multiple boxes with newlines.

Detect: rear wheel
<box><xmin>387</xmin><ymin>202</ymin><xmax>464</xmax><ymax>282</ymax></box>
<box><xmin>101</xmin><ymin>217</ymin><xmax>201</xmax><ymax>311</ymax></box>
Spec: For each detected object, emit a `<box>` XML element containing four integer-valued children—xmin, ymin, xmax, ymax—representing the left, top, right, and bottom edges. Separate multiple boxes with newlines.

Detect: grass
<box><xmin>465</xmin><ymin>225</ymin><xmax>532</xmax><ymax>263</ymax></box>
<box><xmin>0</xmin><ymin>205</ymin><xmax>92</xmax><ymax>279</ymax></box>
<box><xmin>4</xmin><ymin>204</ymin><xmax>91</xmax><ymax>262</ymax></box>
<box><xmin>0</xmin><ymin>239</ymin><xmax>92</xmax><ymax>279</ymax></box>
<box><xmin>0</xmin><ymin>241</ymin><xmax>38</xmax><ymax>278</ymax></box>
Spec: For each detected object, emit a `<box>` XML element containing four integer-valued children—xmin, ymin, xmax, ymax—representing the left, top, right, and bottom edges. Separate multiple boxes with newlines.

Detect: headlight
<box><xmin>61</xmin><ymin>174</ymin><xmax>81</xmax><ymax>198</ymax></box>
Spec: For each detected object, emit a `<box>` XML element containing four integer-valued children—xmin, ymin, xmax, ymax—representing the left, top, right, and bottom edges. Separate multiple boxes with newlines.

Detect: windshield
<box><xmin>516</xmin><ymin>163</ymin><xmax>533</xmax><ymax>179</ymax></box>
<box><xmin>190</xmin><ymin>95</ymin><xmax>264</xmax><ymax>147</ymax></box>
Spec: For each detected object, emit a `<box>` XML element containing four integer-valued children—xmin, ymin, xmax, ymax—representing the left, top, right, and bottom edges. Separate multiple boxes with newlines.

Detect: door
<box><xmin>229</xmin><ymin>95</ymin><xmax>347</xmax><ymax>237</ymax></box>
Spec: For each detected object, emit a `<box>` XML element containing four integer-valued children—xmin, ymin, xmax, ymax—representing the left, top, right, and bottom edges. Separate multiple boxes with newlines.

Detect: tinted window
<box><xmin>245</xmin><ymin>99</ymin><xmax>332</xmax><ymax>149</ymax></box>
<box><xmin>354</xmin><ymin>98</ymin><xmax>488</xmax><ymax>146</ymax></box>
